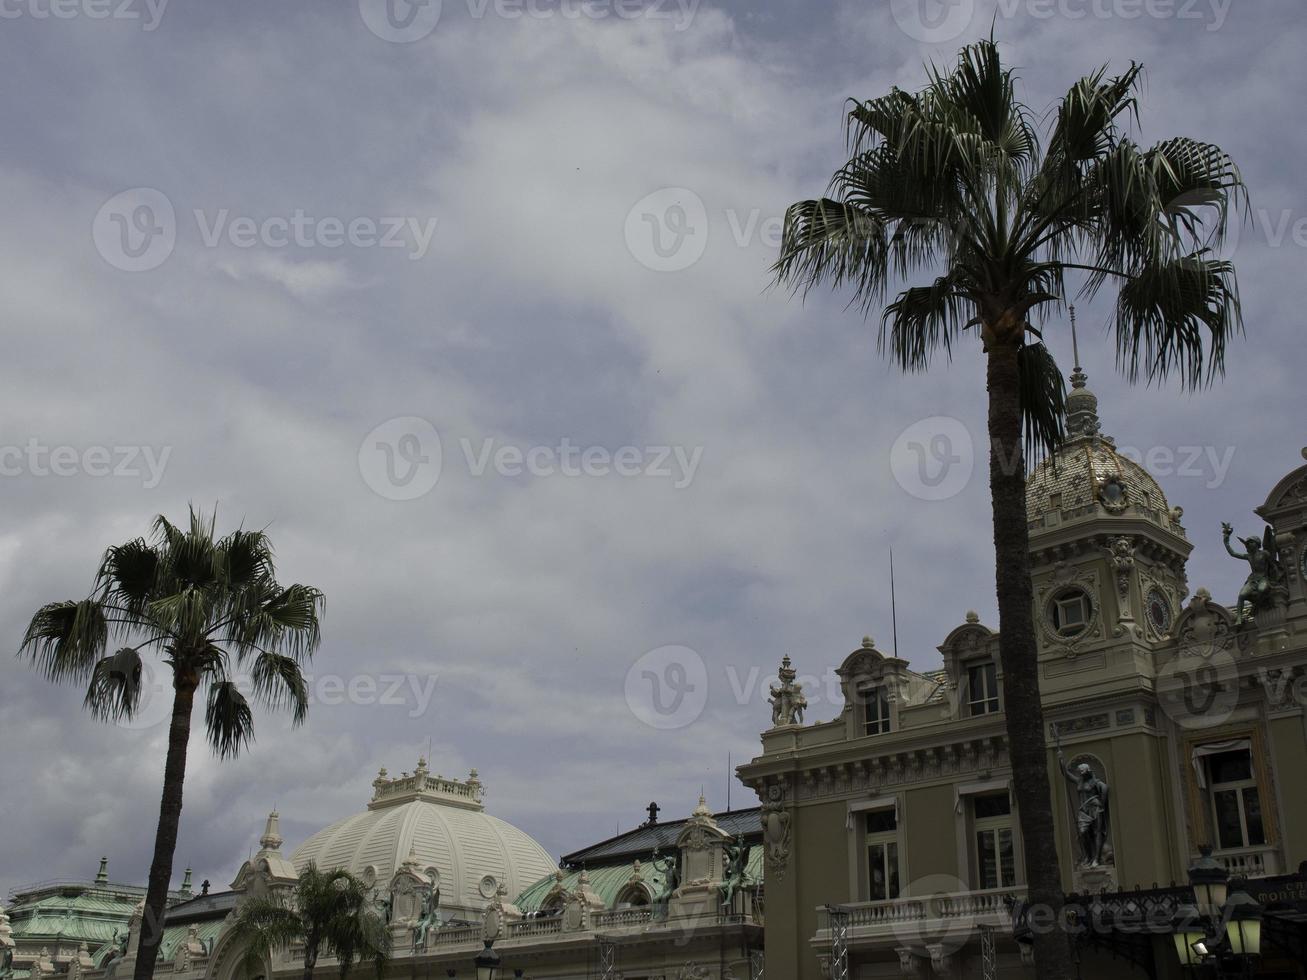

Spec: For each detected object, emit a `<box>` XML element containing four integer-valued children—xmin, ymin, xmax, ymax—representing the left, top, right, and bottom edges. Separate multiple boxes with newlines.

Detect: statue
<box><xmin>101</xmin><ymin>928</ymin><xmax>129</xmax><ymax>977</ymax></box>
<box><xmin>1222</xmin><ymin>522</ymin><xmax>1287</xmax><ymax>625</ymax></box>
<box><xmin>412</xmin><ymin>885</ymin><xmax>440</xmax><ymax>951</ymax></box>
<box><xmin>1056</xmin><ymin>734</ymin><xmax>1110</xmax><ymax>867</ymax></box>
<box><xmin>0</xmin><ymin>945</ymin><xmax>12</xmax><ymax>980</ymax></box>
<box><xmin>374</xmin><ymin>889</ymin><xmax>393</xmax><ymax>926</ymax></box>
<box><xmin>719</xmin><ymin>834</ymin><xmax>750</xmax><ymax>910</ymax></box>
<box><xmin>650</xmin><ymin>848</ymin><xmax>680</xmax><ymax>921</ymax></box>
<box><xmin>768</xmin><ymin>656</ymin><xmax>807</xmax><ymax>727</ymax></box>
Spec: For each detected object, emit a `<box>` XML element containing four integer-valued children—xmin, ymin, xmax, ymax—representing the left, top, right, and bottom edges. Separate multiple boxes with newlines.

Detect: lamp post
<box><xmin>475</xmin><ymin>940</ymin><xmax>501</xmax><ymax>980</ymax></box>
<box><xmin>1170</xmin><ymin>848</ymin><xmax>1264</xmax><ymax>978</ymax></box>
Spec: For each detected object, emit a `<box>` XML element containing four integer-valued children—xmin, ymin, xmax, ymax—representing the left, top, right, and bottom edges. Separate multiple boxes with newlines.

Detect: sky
<box><xmin>1</xmin><ymin>0</ymin><xmax>1305</xmax><ymax>898</ymax></box>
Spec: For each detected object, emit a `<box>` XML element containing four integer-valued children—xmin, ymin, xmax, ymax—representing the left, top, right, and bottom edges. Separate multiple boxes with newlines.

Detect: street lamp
<box><xmin>1222</xmin><ymin>889</ymin><xmax>1263</xmax><ymax>960</ymax></box>
<box><xmin>1189</xmin><ymin>846</ymin><xmax>1229</xmax><ymax>919</ymax></box>
<box><xmin>1171</xmin><ymin>849</ymin><xmax>1265</xmax><ymax>978</ymax></box>
<box><xmin>1170</xmin><ymin>900</ymin><xmax>1206</xmax><ymax>969</ymax></box>
<box><xmin>475</xmin><ymin>939</ymin><xmax>500</xmax><ymax>980</ymax></box>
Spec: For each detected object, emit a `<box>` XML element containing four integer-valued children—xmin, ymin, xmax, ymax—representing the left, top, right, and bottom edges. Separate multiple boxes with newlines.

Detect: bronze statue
<box><xmin>1056</xmin><ymin>734</ymin><xmax>1110</xmax><ymax>868</ymax></box>
<box><xmin>412</xmin><ymin>886</ymin><xmax>439</xmax><ymax>951</ymax></box>
<box><xmin>719</xmin><ymin>834</ymin><xmax>750</xmax><ymax>910</ymax></box>
<box><xmin>0</xmin><ymin>945</ymin><xmax>13</xmax><ymax>980</ymax></box>
<box><xmin>1222</xmin><ymin>522</ymin><xmax>1287</xmax><ymax>625</ymax></box>
<box><xmin>650</xmin><ymin>848</ymin><xmax>680</xmax><ymax>921</ymax></box>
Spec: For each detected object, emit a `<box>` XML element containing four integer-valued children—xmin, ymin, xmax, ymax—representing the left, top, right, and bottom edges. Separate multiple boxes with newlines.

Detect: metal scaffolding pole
<box><xmin>981</xmin><ymin>924</ymin><xmax>997</xmax><ymax>980</ymax></box>
<box><xmin>826</xmin><ymin>905</ymin><xmax>849</xmax><ymax>980</ymax></box>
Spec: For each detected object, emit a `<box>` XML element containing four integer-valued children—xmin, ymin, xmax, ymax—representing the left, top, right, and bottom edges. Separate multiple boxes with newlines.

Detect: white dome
<box><xmin>290</xmin><ymin>763</ymin><xmax>556</xmax><ymax>916</ymax></box>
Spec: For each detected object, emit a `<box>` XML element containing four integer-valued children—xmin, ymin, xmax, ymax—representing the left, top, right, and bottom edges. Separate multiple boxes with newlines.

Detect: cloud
<box><xmin>1</xmin><ymin>0</ymin><xmax>1303</xmax><ymax>897</ymax></box>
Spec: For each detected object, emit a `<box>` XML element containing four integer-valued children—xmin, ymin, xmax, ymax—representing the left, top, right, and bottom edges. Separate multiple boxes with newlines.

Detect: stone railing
<box><xmin>506</xmin><ymin>917</ymin><xmax>564</xmax><ymax>938</ymax></box>
<box><xmin>593</xmin><ymin>907</ymin><xmax>654</xmax><ymax>930</ymax></box>
<box><xmin>1214</xmin><ymin>845</ymin><xmax>1280</xmax><ymax>878</ymax></box>
<box><xmin>430</xmin><ymin>925</ymin><xmax>481</xmax><ymax>948</ymax></box>
<box><xmin>813</xmin><ymin>887</ymin><xmax>1026</xmax><ymax>947</ymax></box>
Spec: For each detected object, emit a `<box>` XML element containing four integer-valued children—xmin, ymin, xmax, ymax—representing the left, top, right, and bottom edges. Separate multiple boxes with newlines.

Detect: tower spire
<box><xmin>1064</xmin><ymin>305</ymin><xmax>1101</xmax><ymax>439</ymax></box>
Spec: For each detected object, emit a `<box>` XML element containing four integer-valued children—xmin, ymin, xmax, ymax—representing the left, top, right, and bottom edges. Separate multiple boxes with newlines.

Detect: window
<box><xmin>865</xmin><ymin>809</ymin><xmax>900</xmax><ymax>901</ymax></box>
<box><xmin>966</xmin><ymin>661</ymin><xmax>999</xmax><ymax>715</ymax></box>
<box><xmin>1207</xmin><ymin>750</ymin><xmax>1266</xmax><ymax>851</ymax></box>
<box><xmin>1049</xmin><ymin>588</ymin><xmax>1092</xmax><ymax>637</ymax></box>
<box><xmin>862</xmin><ymin>686</ymin><xmax>891</xmax><ymax>735</ymax></box>
<box><xmin>973</xmin><ymin>792</ymin><xmax>1016</xmax><ymax>889</ymax></box>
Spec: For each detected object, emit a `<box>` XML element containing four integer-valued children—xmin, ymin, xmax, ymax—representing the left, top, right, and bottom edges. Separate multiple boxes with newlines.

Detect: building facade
<box><xmin>738</xmin><ymin>369</ymin><xmax>1307</xmax><ymax>978</ymax></box>
<box><xmin>3</xmin><ymin>765</ymin><xmax>764</xmax><ymax>980</ymax></box>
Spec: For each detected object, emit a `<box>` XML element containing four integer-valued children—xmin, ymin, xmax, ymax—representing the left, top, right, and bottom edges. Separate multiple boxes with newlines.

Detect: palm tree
<box><xmin>19</xmin><ymin>509</ymin><xmax>325</xmax><ymax>980</ymax></box>
<box><xmin>228</xmin><ymin>863</ymin><xmax>390</xmax><ymax>980</ymax></box>
<box><xmin>773</xmin><ymin>40</ymin><xmax>1244</xmax><ymax>979</ymax></box>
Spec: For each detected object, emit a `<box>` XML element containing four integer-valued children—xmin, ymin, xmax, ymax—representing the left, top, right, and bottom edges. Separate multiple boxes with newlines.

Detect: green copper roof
<box><xmin>156</xmin><ymin>919</ymin><xmax>227</xmax><ymax>963</ymax></box>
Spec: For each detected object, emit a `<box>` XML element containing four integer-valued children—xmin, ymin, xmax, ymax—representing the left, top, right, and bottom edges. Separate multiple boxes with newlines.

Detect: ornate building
<box><xmin>2</xmin><ymin>766</ymin><xmax>764</xmax><ymax>980</ymax></box>
<box><xmin>739</xmin><ymin>366</ymin><xmax>1307</xmax><ymax>978</ymax></box>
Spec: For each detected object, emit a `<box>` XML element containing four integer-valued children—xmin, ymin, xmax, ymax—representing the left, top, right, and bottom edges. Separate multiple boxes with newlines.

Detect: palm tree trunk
<box><xmin>133</xmin><ymin>675</ymin><xmax>197</xmax><ymax>980</ymax></box>
<box><xmin>303</xmin><ymin>933</ymin><xmax>318</xmax><ymax>980</ymax></box>
<box><xmin>985</xmin><ymin>344</ymin><xmax>1074</xmax><ymax>980</ymax></box>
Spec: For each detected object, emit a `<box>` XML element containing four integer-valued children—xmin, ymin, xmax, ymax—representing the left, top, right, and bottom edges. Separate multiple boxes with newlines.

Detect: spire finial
<box><xmin>1069</xmin><ymin>305</ymin><xmax>1088</xmax><ymax>390</ymax></box>
<box><xmin>260</xmin><ymin>811</ymin><xmax>284</xmax><ymax>852</ymax></box>
<box><xmin>95</xmin><ymin>857</ymin><xmax>109</xmax><ymax>885</ymax></box>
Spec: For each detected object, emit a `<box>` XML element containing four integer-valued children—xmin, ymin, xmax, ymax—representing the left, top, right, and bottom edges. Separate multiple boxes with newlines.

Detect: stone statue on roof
<box><xmin>768</xmin><ymin>656</ymin><xmax>807</xmax><ymax>727</ymax></box>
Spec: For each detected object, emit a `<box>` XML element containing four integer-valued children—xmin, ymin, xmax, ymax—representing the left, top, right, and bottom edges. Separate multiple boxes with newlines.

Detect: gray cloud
<box><xmin>1</xmin><ymin>0</ymin><xmax>1304</xmax><ymax>897</ymax></box>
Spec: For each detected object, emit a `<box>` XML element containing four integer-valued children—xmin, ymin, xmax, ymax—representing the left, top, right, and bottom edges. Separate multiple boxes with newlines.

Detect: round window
<box><xmin>1145</xmin><ymin>588</ymin><xmax>1172</xmax><ymax>635</ymax></box>
<box><xmin>1048</xmin><ymin>588</ymin><xmax>1092</xmax><ymax>638</ymax></box>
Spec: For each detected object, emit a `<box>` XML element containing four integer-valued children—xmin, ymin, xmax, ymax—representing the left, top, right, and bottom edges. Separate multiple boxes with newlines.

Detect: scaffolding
<box><xmin>597</xmin><ymin>937</ymin><xmax>616</xmax><ymax>980</ymax></box>
<box><xmin>980</xmin><ymin>924</ymin><xmax>997</xmax><ymax>980</ymax></box>
<box><xmin>827</xmin><ymin>905</ymin><xmax>849</xmax><ymax>980</ymax></box>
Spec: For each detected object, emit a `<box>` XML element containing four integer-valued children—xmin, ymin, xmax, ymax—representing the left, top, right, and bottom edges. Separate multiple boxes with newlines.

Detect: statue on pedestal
<box><xmin>412</xmin><ymin>885</ymin><xmax>440</xmax><ymax>951</ymax></box>
<box><xmin>650</xmin><ymin>848</ymin><xmax>680</xmax><ymax>921</ymax></box>
<box><xmin>768</xmin><ymin>656</ymin><xmax>807</xmax><ymax>727</ymax></box>
<box><xmin>1222</xmin><ymin>522</ymin><xmax>1287</xmax><ymax>626</ymax></box>
<box><xmin>1056</xmin><ymin>734</ymin><xmax>1110</xmax><ymax>868</ymax></box>
<box><xmin>719</xmin><ymin>835</ymin><xmax>750</xmax><ymax>910</ymax></box>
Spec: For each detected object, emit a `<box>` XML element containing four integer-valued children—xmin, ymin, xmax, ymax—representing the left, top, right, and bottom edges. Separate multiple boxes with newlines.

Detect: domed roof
<box><xmin>290</xmin><ymin>761</ymin><xmax>556</xmax><ymax>916</ymax></box>
<box><xmin>1026</xmin><ymin>363</ymin><xmax>1183</xmax><ymax>538</ymax></box>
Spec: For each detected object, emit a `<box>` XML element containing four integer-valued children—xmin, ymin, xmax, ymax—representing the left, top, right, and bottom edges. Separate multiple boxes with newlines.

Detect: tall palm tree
<box><xmin>773</xmin><ymin>40</ymin><xmax>1244</xmax><ymax>979</ymax></box>
<box><xmin>19</xmin><ymin>509</ymin><xmax>325</xmax><ymax>980</ymax></box>
<box><xmin>229</xmin><ymin>863</ymin><xmax>390</xmax><ymax>980</ymax></box>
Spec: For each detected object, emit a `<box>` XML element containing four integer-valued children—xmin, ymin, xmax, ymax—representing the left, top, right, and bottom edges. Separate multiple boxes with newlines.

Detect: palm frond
<box><xmin>95</xmin><ymin>539</ymin><xmax>159</xmax><ymax>617</ymax></box>
<box><xmin>1112</xmin><ymin>254</ymin><xmax>1241</xmax><ymax>388</ymax></box>
<box><xmin>1017</xmin><ymin>342</ymin><xmax>1067</xmax><ymax>462</ymax></box>
<box><xmin>205</xmin><ymin>680</ymin><xmax>254</xmax><ymax>759</ymax></box>
<box><xmin>250</xmin><ymin>651</ymin><xmax>309</xmax><ymax>725</ymax></box>
<box><xmin>881</xmin><ymin>274</ymin><xmax>973</xmax><ymax>371</ymax></box>
<box><xmin>20</xmin><ymin>600</ymin><xmax>110</xmax><ymax>682</ymax></box>
<box><xmin>84</xmin><ymin>647</ymin><xmax>145</xmax><ymax>722</ymax></box>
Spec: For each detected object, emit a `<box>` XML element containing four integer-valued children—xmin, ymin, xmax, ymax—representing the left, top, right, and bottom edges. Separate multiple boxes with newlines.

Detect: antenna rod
<box><xmin>890</xmin><ymin>548</ymin><xmax>900</xmax><ymax>660</ymax></box>
<box><xmin>1069</xmin><ymin>304</ymin><xmax>1081</xmax><ymax>370</ymax></box>
<box><xmin>727</xmin><ymin>753</ymin><xmax>732</xmax><ymax>812</ymax></box>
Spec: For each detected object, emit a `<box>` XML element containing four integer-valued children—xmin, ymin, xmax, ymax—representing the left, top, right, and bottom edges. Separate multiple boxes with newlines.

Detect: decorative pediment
<box><xmin>1257</xmin><ymin>457</ymin><xmax>1307</xmax><ymax>519</ymax></box>
<box><xmin>1172</xmin><ymin>588</ymin><xmax>1236</xmax><ymax>658</ymax></box>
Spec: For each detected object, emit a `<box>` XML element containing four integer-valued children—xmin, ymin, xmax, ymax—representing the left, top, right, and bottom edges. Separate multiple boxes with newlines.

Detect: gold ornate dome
<box><xmin>1026</xmin><ymin>363</ymin><xmax>1182</xmax><ymax>537</ymax></box>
